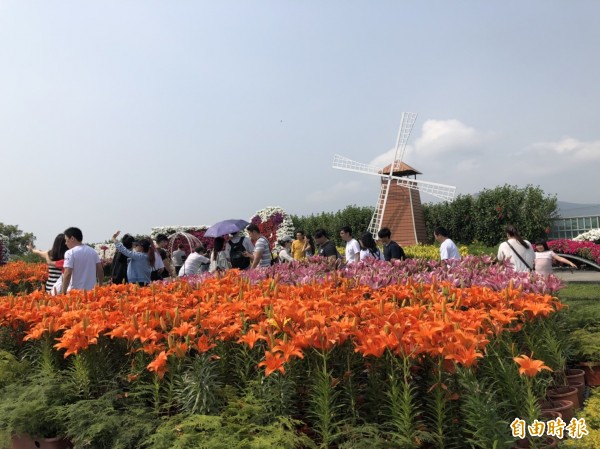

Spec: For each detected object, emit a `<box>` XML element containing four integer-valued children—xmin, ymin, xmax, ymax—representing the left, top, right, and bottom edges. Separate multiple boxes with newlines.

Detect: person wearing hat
<box><xmin>277</xmin><ymin>236</ymin><xmax>294</xmax><ymax>263</ymax></box>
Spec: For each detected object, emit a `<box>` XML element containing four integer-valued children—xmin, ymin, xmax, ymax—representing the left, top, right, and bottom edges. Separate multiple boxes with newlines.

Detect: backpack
<box><xmin>228</xmin><ymin>237</ymin><xmax>251</xmax><ymax>269</ymax></box>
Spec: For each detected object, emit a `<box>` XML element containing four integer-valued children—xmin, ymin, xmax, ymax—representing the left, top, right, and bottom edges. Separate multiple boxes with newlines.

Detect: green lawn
<box><xmin>557</xmin><ymin>283</ymin><xmax>600</xmax><ymax>302</ymax></box>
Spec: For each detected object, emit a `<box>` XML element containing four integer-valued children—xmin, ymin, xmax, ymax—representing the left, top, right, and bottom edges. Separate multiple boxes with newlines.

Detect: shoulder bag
<box><xmin>505</xmin><ymin>241</ymin><xmax>532</xmax><ymax>271</ymax></box>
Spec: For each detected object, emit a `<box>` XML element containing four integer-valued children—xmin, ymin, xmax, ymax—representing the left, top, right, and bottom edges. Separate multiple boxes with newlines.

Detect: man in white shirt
<box><xmin>178</xmin><ymin>245</ymin><xmax>210</xmax><ymax>276</ymax></box>
<box><xmin>433</xmin><ymin>226</ymin><xmax>460</xmax><ymax>261</ymax></box>
<box><xmin>172</xmin><ymin>244</ymin><xmax>187</xmax><ymax>274</ymax></box>
<box><xmin>61</xmin><ymin>227</ymin><xmax>103</xmax><ymax>294</ymax></box>
<box><xmin>340</xmin><ymin>226</ymin><xmax>360</xmax><ymax>264</ymax></box>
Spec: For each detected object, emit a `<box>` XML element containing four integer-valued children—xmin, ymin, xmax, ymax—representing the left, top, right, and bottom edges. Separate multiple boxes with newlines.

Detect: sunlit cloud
<box><xmin>368</xmin><ymin>145</ymin><xmax>414</xmax><ymax>169</ymax></box>
<box><xmin>526</xmin><ymin>137</ymin><xmax>600</xmax><ymax>161</ymax></box>
<box><xmin>414</xmin><ymin>119</ymin><xmax>490</xmax><ymax>157</ymax></box>
<box><xmin>368</xmin><ymin>119</ymin><xmax>491</xmax><ymax>170</ymax></box>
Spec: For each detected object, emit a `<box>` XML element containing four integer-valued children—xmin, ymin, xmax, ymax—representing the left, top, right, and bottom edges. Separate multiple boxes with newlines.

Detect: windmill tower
<box><xmin>332</xmin><ymin>112</ymin><xmax>456</xmax><ymax>246</ymax></box>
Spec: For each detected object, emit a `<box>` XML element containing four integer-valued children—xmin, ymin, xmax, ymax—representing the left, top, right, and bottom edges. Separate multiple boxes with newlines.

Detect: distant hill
<box><xmin>557</xmin><ymin>201</ymin><xmax>600</xmax><ymax>218</ymax></box>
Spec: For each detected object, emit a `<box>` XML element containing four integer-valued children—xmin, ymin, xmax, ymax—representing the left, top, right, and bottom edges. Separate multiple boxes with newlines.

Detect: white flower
<box><xmin>151</xmin><ymin>226</ymin><xmax>209</xmax><ymax>238</ymax></box>
<box><xmin>93</xmin><ymin>243</ymin><xmax>116</xmax><ymax>261</ymax></box>
<box><xmin>574</xmin><ymin>228</ymin><xmax>600</xmax><ymax>242</ymax></box>
<box><xmin>251</xmin><ymin>206</ymin><xmax>295</xmax><ymax>242</ymax></box>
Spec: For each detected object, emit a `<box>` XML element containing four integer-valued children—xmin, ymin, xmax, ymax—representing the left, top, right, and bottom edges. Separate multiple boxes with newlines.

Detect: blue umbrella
<box><xmin>204</xmin><ymin>219</ymin><xmax>250</xmax><ymax>238</ymax></box>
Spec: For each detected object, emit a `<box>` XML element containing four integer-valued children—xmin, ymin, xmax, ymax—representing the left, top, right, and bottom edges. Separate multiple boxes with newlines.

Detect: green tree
<box><xmin>423</xmin><ymin>195</ymin><xmax>475</xmax><ymax>244</ymax></box>
<box><xmin>471</xmin><ymin>185</ymin><xmax>558</xmax><ymax>246</ymax></box>
<box><xmin>291</xmin><ymin>205</ymin><xmax>374</xmax><ymax>246</ymax></box>
<box><xmin>423</xmin><ymin>185</ymin><xmax>558</xmax><ymax>246</ymax></box>
<box><xmin>0</xmin><ymin>223</ymin><xmax>36</xmax><ymax>256</ymax></box>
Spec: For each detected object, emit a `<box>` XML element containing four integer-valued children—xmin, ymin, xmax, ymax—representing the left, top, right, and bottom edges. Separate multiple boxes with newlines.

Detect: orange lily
<box><xmin>513</xmin><ymin>354</ymin><xmax>552</xmax><ymax>377</ymax></box>
<box><xmin>258</xmin><ymin>351</ymin><xmax>286</xmax><ymax>376</ymax></box>
<box><xmin>147</xmin><ymin>350</ymin><xmax>169</xmax><ymax>379</ymax></box>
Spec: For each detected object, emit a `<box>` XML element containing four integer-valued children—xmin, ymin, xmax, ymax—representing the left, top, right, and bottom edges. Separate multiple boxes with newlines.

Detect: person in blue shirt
<box><xmin>111</xmin><ymin>231</ymin><xmax>156</xmax><ymax>286</ymax></box>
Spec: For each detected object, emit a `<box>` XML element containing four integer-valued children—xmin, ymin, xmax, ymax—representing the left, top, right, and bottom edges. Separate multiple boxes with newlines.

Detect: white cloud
<box><xmin>368</xmin><ymin>119</ymin><xmax>491</xmax><ymax>170</ymax></box>
<box><xmin>526</xmin><ymin>137</ymin><xmax>600</xmax><ymax>161</ymax></box>
<box><xmin>305</xmin><ymin>180</ymin><xmax>366</xmax><ymax>204</ymax></box>
<box><xmin>368</xmin><ymin>145</ymin><xmax>414</xmax><ymax>169</ymax></box>
<box><xmin>414</xmin><ymin>119</ymin><xmax>489</xmax><ymax>157</ymax></box>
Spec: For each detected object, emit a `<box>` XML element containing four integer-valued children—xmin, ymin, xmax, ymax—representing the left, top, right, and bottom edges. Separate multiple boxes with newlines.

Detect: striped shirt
<box><xmin>46</xmin><ymin>265</ymin><xmax>62</xmax><ymax>293</ymax></box>
<box><xmin>254</xmin><ymin>236</ymin><xmax>272</xmax><ymax>268</ymax></box>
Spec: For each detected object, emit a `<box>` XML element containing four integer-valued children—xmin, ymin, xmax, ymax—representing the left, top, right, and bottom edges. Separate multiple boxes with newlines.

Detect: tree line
<box><xmin>2</xmin><ymin>185</ymin><xmax>558</xmax><ymax>258</ymax></box>
<box><xmin>291</xmin><ymin>185</ymin><xmax>558</xmax><ymax>247</ymax></box>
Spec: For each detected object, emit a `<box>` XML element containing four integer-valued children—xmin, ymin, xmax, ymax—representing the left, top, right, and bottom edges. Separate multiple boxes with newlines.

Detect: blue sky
<box><xmin>2</xmin><ymin>1</ymin><xmax>599</xmax><ymax>249</ymax></box>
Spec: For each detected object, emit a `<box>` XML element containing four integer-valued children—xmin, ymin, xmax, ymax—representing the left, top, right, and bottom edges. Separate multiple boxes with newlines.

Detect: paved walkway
<box><xmin>553</xmin><ymin>269</ymin><xmax>600</xmax><ymax>283</ymax></box>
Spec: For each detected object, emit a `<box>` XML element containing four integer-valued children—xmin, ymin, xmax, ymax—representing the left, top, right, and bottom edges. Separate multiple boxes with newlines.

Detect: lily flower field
<box><xmin>0</xmin><ymin>255</ymin><xmax>573</xmax><ymax>448</ymax></box>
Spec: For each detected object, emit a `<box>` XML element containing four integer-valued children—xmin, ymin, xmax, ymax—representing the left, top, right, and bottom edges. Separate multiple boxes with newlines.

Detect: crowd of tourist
<box><xmin>30</xmin><ymin>223</ymin><xmax>569</xmax><ymax>295</ymax></box>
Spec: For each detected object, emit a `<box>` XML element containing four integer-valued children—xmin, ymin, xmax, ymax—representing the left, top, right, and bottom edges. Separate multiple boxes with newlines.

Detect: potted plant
<box><xmin>569</xmin><ymin>328</ymin><xmax>600</xmax><ymax>386</ymax></box>
<box><xmin>561</xmin><ymin>387</ymin><xmax>600</xmax><ymax>448</ymax></box>
<box><xmin>0</xmin><ymin>372</ymin><xmax>74</xmax><ymax>449</ymax></box>
<box><xmin>562</xmin><ymin>298</ymin><xmax>600</xmax><ymax>387</ymax></box>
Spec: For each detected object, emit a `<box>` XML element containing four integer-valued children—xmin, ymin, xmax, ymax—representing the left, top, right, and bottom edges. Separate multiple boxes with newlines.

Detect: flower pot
<box><xmin>539</xmin><ymin>410</ymin><xmax>562</xmax><ymax>421</ymax></box>
<box><xmin>514</xmin><ymin>435</ymin><xmax>558</xmax><ymax>448</ymax></box>
<box><xmin>540</xmin><ymin>399</ymin><xmax>574</xmax><ymax>423</ymax></box>
<box><xmin>11</xmin><ymin>436</ymin><xmax>72</xmax><ymax>449</ymax></box>
<box><xmin>546</xmin><ymin>385</ymin><xmax>580</xmax><ymax>409</ymax></box>
<box><xmin>579</xmin><ymin>362</ymin><xmax>600</xmax><ymax>386</ymax></box>
<box><xmin>569</xmin><ymin>380</ymin><xmax>585</xmax><ymax>408</ymax></box>
<box><xmin>566</xmin><ymin>368</ymin><xmax>585</xmax><ymax>386</ymax></box>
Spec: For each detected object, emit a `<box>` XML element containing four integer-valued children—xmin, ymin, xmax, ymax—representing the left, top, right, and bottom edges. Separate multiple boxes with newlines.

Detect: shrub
<box><xmin>423</xmin><ymin>185</ymin><xmax>558</xmax><ymax>245</ymax></box>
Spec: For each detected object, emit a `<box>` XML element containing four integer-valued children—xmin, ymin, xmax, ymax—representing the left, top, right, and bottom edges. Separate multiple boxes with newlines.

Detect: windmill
<box><xmin>332</xmin><ymin>112</ymin><xmax>456</xmax><ymax>245</ymax></box>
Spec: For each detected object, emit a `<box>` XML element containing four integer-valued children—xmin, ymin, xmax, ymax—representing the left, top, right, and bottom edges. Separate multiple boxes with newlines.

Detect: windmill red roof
<box><xmin>378</xmin><ymin>160</ymin><xmax>422</xmax><ymax>177</ymax></box>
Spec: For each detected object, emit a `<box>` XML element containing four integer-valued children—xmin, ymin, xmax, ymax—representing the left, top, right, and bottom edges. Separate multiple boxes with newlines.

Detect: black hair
<box><xmin>64</xmin><ymin>227</ymin><xmax>83</xmax><ymax>242</ymax></box>
<box><xmin>296</xmin><ymin>230</ymin><xmax>305</xmax><ymax>237</ymax></box>
<box><xmin>178</xmin><ymin>244</ymin><xmax>184</xmax><ymax>250</ymax></box>
<box><xmin>156</xmin><ymin>234</ymin><xmax>169</xmax><ymax>243</ymax></box>
<box><xmin>360</xmin><ymin>232</ymin><xmax>378</xmax><ymax>251</ymax></box>
<box><xmin>340</xmin><ymin>226</ymin><xmax>352</xmax><ymax>235</ymax></box>
<box><xmin>121</xmin><ymin>234</ymin><xmax>135</xmax><ymax>250</ymax></box>
<box><xmin>534</xmin><ymin>240</ymin><xmax>549</xmax><ymax>251</ymax></box>
<box><xmin>194</xmin><ymin>245</ymin><xmax>206</xmax><ymax>254</ymax></box>
<box><xmin>138</xmin><ymin>238</ymin><xmax>156</xmax><ymax>267</ymax></box>
<box><xmin>314</xmin><ymin>228</ymin><xmax>328</xmax><ymax>239</ymax></box>
<box><xmin>377</xmin><ymin>227</ymin><xmax>391</xmax><ymax>239</ymax></box>
<box><xmin>212</xmin><ymin>237</ymin><xmax>225</xmax><ymax>258</ymax></box>
<box><xmin>49</xmin><ymin>233</ymin><xmax>68</xmax><ymax>262</ymax></box>
<box><xmin>506</xmin><ymin>225</ymin><xmax>530</xmax><ymax>249</ymax></box>
<box><xmin>434</xmin><ymin>226</ymin><xmax>449</xmax><ymax>238</ymax></box>
<box><xmin>246</xmin><ymin>223</ymin><xmax>260</xmax><ymax>233</ymax></box>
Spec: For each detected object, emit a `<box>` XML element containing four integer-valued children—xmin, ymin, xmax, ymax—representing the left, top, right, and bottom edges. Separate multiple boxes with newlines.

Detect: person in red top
<box><xmin>28</xmin><ymin>233</ymin><xmax>68</xmax><ymax>293</ymax></box>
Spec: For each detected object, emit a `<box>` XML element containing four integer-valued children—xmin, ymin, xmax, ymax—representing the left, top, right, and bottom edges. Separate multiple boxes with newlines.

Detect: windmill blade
<box><xmin>390</xmin><ymin>112</ymin><xmax>418</xmax><ymax>169</ymax></box>
<box><xmin>333</xmin><ymin>153</ymin><xmax>456</xmax><ymax>201</ymax></box>
<box><xmin>395</xmin><ymin>177</ymin><xmax>456</xmax><ymax>202</ymax></box>
<box><xmin>367</xmin><ymin>182</ymin><xmax>389</xmax><ymax>237</ymax></box>
<box><xmin>332</xmin><ymin>154</ymin><xmax>383</xmax><ymax>177</ymax></box>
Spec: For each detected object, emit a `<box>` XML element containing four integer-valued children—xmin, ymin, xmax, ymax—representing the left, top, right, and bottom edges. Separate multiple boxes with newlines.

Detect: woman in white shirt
<box><xmin>359</xmin><ymin>232</ymin><xmax>384</xmax><ymax>261</ymax></box>
<box><xmin>534</xmin><ymin>240</ymin><xmax>577</xmax><ymax>276</ymax></box>
<box><xmin>209</xmin><ymin>237</ymin><xmax>230</xmax><ymax>273</ymax></box>
<box><xmin>277</xmin><ymin>237</ymin><xmax>295</xmax><ymax>263</ymax></box>
<box><xmin>497</xmin><ymin>225</ymin><xmax>535</xmax><ymax>272</ymax></box>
